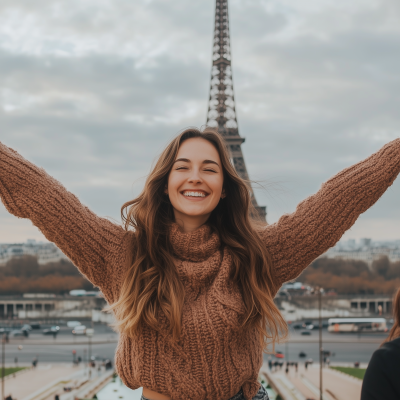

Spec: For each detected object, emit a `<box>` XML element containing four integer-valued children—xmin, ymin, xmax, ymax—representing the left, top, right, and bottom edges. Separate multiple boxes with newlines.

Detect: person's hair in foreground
<box><xmin>383</xmin><ymin>287</ymin><xmax>400</xmax><ymax>343</ymax></box>
<box><xmin>107</xmin><ymin>127</ymin><xmax>287</xmax><ymax>350</ymax></box>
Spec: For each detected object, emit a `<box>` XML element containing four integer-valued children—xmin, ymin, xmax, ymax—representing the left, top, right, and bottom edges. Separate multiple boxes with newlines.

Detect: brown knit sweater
<box><xmin>1</xmin><ymin>139</ymin><xmax>400</xmax><ymax>400</ymax></box>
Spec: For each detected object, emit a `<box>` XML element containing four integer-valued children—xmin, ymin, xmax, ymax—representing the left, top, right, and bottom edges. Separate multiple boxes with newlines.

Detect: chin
<box><xmin>180</xmin><ymin>210</ymin><xmax>209</xmax><ymax>217</ymax></box>
<box><xmin>178</xmin><ymin>206</ymin><xmax>211</xmax><ymax>216</ymax></box>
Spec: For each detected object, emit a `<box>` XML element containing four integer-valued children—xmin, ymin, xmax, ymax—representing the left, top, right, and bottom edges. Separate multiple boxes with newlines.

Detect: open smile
<box><xmin>180</xmin><ymin>190</ymin><xmax>209</xmax><ymax>199</ymax></box>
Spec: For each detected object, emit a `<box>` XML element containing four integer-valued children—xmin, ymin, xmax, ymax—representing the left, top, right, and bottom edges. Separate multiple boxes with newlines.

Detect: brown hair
<box><xmin>384</xmin><ymin>288</ymin><xmax>400</xmax><ymax>343</ymax></box>
<box><xmin>107</xmin><ymin>127</ymin><xmax>287</xmax><ymax>351</ymax></box>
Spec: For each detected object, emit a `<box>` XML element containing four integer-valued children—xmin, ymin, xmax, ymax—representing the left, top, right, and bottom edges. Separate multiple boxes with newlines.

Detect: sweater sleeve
<box><xmin>261</xmin><ymin>138</ymin><xmax>400</xmax><ymax>288</ymax></box>
<box><xmin>0</xmin><ymin>141</ymin><xmax>132</xmax><ymax>298</ymax></box>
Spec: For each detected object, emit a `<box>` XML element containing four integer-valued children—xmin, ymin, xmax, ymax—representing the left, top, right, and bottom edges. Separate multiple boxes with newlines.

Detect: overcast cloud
<box><xmin>1</xmin><ymin>0</ymin><xmax>400</xmax><ymax>243</ymax></box>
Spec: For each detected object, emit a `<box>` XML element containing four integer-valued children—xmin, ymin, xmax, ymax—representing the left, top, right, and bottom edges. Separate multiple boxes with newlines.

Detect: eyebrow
<box><xmin>174</xmin><ymin>158</ymin><xmax>220</xmax><ymax>167</ymax></box>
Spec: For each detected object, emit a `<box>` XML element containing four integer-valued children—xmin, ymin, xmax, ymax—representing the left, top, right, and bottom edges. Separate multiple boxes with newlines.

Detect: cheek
<box><xmin>167</xmin><ymin>174</ymin><xmax>187</xmax><ymax>205</ymax></box>
<box><xmin>209</xmin><ymin>177</ymin><xmax>224</xmax><ymax>196</ymax></box>
<box><xmin>167</xmin><ymin>173</ymin><xmax>180</xmax><ymax>192</ymax></box>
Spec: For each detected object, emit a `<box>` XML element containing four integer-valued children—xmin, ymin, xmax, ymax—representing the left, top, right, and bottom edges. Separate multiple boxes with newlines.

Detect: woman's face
<box><xmin>167</xmin><ymin>137</ymin><xmax>225</xmax><ymax>232</ymax></box>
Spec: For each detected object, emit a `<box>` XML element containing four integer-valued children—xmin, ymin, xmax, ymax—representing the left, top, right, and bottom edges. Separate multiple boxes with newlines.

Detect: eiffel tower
<box><xmin>206</xmin><ymin>0</ymin><xmax>266</xmax><ymax>221</ymax></box>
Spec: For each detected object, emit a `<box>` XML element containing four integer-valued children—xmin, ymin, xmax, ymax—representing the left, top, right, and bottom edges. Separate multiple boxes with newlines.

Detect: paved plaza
<box><xmin>1</xmin><ymin>363</ymin><xmax>114</xmax><ymax>400</ymax></box>
<box><xmin>2</xmin><ymin>363</ymin><xmax>84</xmax><ymax>400</ymax></box>
<box><xmin>263</xmin><ymin>363</ymin><xmax>363</xmax><ymax>400</ymax></box>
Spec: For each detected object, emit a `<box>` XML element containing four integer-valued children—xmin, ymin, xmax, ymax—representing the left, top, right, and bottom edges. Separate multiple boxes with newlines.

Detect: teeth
<box><xmin>183</xmin><ymin>191</ymin><xmax>206</xmax><ymax>197</ymax></box>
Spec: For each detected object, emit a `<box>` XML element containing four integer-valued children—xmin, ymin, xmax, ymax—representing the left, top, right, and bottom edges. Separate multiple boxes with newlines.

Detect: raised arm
<box><xmin>262</xmin><ymin>138</ymin><xmax>400</xmax><ymax>289</ymax></box>
<box><xmin>0</xmin><ymin>141</ymin><xmax>133</xmax><ymax>302</ymax></box>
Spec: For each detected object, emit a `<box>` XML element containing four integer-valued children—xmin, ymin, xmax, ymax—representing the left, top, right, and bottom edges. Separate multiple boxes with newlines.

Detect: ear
<box><xmin>221</xmin><ymin>188</ymin><xmax>226</xmax><ymax>199</ymax></box>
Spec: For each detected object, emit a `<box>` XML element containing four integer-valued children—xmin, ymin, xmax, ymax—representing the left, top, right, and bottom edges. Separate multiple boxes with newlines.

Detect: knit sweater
<box><xmin>1</xmin><ymin>139</ymin><xmax>400</xmax><ymax>400</ymax></box>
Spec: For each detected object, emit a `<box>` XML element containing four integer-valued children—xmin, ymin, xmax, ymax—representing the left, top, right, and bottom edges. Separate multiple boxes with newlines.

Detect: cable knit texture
<box><xmin>1</xmin><ymin>139</ymin><xmax>400</xmax><ymax>400</ymax></box>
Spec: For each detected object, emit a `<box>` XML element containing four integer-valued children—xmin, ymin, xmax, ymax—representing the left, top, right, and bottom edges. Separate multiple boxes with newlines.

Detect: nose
<box><xmin>188</xmin><ymin>168</ymin><xmax>202</xmax><ymax>184</ymax></box>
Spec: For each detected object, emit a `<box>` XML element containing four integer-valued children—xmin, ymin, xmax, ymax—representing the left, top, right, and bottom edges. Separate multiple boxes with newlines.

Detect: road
<box><xmin>1</xmin><ymin>322</ymin><xmax>388</xmax><ymax>365</ymax></box>
<box><xmin>2</xmin><ymin>322</ymin><xmax>118</xmax><ymax>364</ymax></box>
<box><xmin>265</xmin><ymin>327</ymin><xmax>387</xmax><ymax>365</ymax></box>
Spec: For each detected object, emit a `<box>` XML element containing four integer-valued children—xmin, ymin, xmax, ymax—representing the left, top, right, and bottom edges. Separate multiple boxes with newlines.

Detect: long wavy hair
<box><xmin>384</xmin><ymin>288</ymin><xmax>400</xmax><ymax>344</ymax></box>
<box><xmin>107</xmin><ymin>127</ymin><xmax>288</xmax><ymax>351</ymax></box>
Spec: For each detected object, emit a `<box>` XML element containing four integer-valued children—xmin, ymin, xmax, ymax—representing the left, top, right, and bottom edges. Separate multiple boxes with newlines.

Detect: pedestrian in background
<box><xmin>361</xmin><ymin>288</ymin><xmax>400</xmax><ymax>400</ymax></box>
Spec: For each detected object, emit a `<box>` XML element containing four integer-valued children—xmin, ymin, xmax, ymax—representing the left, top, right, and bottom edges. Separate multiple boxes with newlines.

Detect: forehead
<box><xmin>176</xmin><ymin>138</ymin><xmax>221</xmax><ymax>162</ymax></box>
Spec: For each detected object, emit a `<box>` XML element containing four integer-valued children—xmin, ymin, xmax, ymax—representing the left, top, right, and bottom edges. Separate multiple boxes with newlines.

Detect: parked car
<box><xmin>301</xmin><ymin>330</ymin><xmax>311</xmax><ymax>336</ymax></box>
<box><xmin>21</xmin><ymin>324</ymin><xmax>32</xmax><ymax>331</ymax></box>
<box><xmin>10</xmin><ymin>329</ymin><xmax>29</xmax><ymax>337</ymax></box>
<box><xmin>274</xmin><ymin>351</ymin><xmax>285</xmax><ymax>359</ymax></box>
<box><xmin>67</xmin><ymin>321</ymin><xmax>81</xmax><ymax>328</ymax></box>
<box><xmin>308</xmin><ymin>321</ymin><xmax>329</xmax><ymax>330</ymax></box>
<box><xmin>299</xmin><ymin>351</ymin><xmax>307</xmax><ymax>358</ymax></box>
<box><xmin>72</xmin><ymin>325</ymin><xmax>86</xmax><ymax>335</ymax></box>
<box><xmin>43</xmin><ymin>326</ymin><xmax>60</xmax><ymax>336</ymax></box>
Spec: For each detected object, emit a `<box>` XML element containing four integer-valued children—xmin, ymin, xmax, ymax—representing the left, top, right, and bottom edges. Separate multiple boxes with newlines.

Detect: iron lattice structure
<box><xmin>206</xmin><ymin>0</ymin><xmax>266</xmax><ymax>220</ymax></box>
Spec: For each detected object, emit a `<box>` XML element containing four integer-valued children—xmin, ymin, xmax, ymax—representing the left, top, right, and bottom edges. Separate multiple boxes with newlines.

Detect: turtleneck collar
<box><xmin>169</xmin><ymin>223</ymin><xmax>221</xmax><ymax>262</ymax></box>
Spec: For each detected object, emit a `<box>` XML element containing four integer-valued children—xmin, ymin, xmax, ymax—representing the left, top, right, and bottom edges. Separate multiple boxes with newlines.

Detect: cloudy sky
<box><xmin>1</xmin><ymin>0</ymin><xmax>400</xmax><ymax>243</ymax></box>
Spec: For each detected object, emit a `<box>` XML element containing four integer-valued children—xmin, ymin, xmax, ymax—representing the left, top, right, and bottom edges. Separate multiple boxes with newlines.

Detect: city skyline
<box><xmin>1</xmin><ymin>0</ymin><xmax>400</xmax><ymax>242</ymax></box>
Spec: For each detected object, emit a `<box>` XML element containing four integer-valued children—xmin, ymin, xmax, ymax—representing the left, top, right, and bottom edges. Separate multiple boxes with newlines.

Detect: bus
<box><xmin>328</xmin><ymin>318</ymin><xmax>387</xmax><ymax>333</ymax></box>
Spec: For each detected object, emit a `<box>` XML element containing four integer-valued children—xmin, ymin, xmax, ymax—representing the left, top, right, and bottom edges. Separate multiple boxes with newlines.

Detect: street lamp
<box><xmin>86</xmin><ymin>328</ymin><xmax>94</xmax><ymax>378</ymax></box>
<box><xmin>285</xmin><ymin>339</ymin><xmax>288</xmax><ymax>364</ymax></box>
<box><xmin>2</xmin><ymin>333</ymin><xmax>5</xmax><ymax>400</ymax></box>
<box><xmin>317</xmin><ymin>287</ymin><xmax>323</xmax><ymax>400</ymax></box>
<box><xmin>285</xmin><ymin>321</ymin><xmax>292</xmax><ymax>373</ymax></box>
<box><xmin>72</xmin><ymin>349</ymin><xmax>76</xmax><ymax>366</ymax></box>
<box><xmin>83</xmin><ymin>348</ymin><xmax>87</xmax><ymax>376</ymax></box>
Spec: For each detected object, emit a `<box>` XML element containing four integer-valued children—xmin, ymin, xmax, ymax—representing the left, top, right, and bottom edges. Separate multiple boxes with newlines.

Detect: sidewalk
<box><xmin>262</xmin><ymin>366</ymin><xmax>306</xmax><ymax>400</ymax></box>
<box><xmin>264</xmin><ymin>364</ymin><xmax>362</xmax><ymax>400</ymax></box>
<box><xmin>302</xmin><ymin>365</ymin><xmax>362</xmax><ymax>400</ymax></box>
<box><xmin>1</xmin><ymin>363</ymin><xmax>85</xmax><ymax>400</ymax></box>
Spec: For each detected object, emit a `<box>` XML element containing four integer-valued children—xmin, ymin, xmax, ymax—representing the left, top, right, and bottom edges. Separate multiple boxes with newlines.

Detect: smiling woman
<box><xmin>109</xmin><ymin>129</ymin><xmax>285</xmax><ymax>375</ymax></box>
<box><xmin>0</xmin><ymin>127</ymin><xmax>400</xmax><ymax>400</ymax></box>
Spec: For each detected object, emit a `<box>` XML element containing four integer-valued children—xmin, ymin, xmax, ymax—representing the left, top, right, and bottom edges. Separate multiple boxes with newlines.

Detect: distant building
<box><xmin>360</xmin><ymin>238</ymin><xmax>372</xmax><ymax>248</ymax></box>
<box><xmin>275</xmin><ymin>293</ymin><xmax>393</xmax><ymax>321</ymax></box>
<box><xmin>0</xmin><ymin>293</ymin><xmax>108</xmax><ymax>320</ymax></box>
<box><xmin>322</xmin><ymin>238</ymin><xmax>400</xmax><ymax>267</ymax></box>
<box><xmin>0</xmin><ymin>239</ymin><xmax>68</xmax><ymax>266</ymax></box>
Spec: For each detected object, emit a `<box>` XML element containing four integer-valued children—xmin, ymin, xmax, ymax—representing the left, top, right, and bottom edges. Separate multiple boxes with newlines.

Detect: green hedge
<box><xmin>0</xmin><ymin>367</ymin><xmax>26</xmax><ymax>378</ymax></box>
<box><xmin>330</xmin><ymin>366</ymin><xmax>366</xmax><ymax>380</ymax></box>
